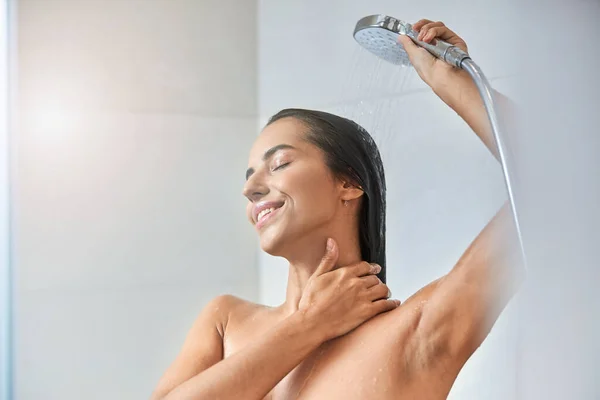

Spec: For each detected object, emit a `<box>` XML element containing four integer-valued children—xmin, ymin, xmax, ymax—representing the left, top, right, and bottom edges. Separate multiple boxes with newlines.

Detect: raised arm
<box><xmin>415</xmin><ymin>202</ymin><xmax>523</xmax><ymax>364</ymax></box>
<box><xmin>398</xmin><ymin>20</ymin><xmax>516</xmax><ymax>163</ymax></box>
<box><xmin>399</xmin><ymin>20</ymin><xmax>525</xmax><ymax>365</ymax></box>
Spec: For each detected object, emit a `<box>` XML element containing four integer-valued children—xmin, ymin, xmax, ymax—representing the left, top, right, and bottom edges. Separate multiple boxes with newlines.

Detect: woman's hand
<box><xmin>298</xmin><ymin>238</ymin><xmax>400</xmax><ymax>342</ymax></box>
<box><xmin>398</xmin><ymin>19</ymin><xmax>470</xmax><ymax>93</ymax></box>
<box><xmin>399</xmin><ymin>19</ymin><xmax>503</xmax><ymax>161</ymax></box>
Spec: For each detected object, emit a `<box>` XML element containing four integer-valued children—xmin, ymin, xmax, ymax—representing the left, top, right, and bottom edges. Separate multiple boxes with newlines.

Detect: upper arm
<box><xmin>150</xmin><ymin>295</ymin><xmax>238</xmax><ymax>400</ymax></box>
<box><xmin>413</xmin><ymin>203</ymin><xmax>524</xmax><ymax>365</ymax></box>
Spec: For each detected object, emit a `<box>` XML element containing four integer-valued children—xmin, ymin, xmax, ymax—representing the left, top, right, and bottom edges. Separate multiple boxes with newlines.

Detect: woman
<box><xmin>151</xmin><ymin>19</ymin><xmax>522</xmax><ymax>400</ymax></box>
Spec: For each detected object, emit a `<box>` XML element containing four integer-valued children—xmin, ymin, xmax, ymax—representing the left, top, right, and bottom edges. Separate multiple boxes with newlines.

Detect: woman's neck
<box><xmin>279</xmin><ymin>231</ymin><xmax>362</xmax><ymax>317</ymax></box>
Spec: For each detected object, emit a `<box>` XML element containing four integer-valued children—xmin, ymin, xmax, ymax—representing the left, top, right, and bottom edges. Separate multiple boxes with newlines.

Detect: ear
<box><xmin>339</xmin><ymin>180</ymin><xmax>364</xmax><ymax>202</ymax></box>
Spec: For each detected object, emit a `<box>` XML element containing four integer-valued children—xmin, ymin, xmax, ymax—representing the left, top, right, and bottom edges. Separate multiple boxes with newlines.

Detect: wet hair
<box><xmin>266</xmin><ymin>109</ymin><xmax>387</xmax><ymax>283</ymax></box>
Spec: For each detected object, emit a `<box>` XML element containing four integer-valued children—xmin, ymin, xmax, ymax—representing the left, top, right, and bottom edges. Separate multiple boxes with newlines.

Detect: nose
<box><xmin>243</xmin><ymin>173</ymin><xmax>269</xmax><ymax>202</ymax></box>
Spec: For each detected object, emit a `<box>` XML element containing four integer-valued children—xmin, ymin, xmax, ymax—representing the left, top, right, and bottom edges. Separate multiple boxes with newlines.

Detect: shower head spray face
<box><xmin>353</xmin><ymin>15</ymin><xmax>415</xmax><ymax>66</ymax></box>
<box><xmin>353</xmin><ymin>14</ymin><xmax>471</xmax><ymax>68</ymax></box>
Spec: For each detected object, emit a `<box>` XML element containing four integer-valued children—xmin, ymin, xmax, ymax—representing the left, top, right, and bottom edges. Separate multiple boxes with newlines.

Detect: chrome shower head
<box><xmin>353</xmin><ymin>15</ymin><xmax>414</xmax><ymax>66</ymax></box>
<box><xmin>354</xmin><ymin>15</ymin><xmax>528</xmax><ymax>275</ymax></box>
<box><xmin>353</xmin><ymin>14</ymin><xmax>470</xmax><ymax>68</ymax></box>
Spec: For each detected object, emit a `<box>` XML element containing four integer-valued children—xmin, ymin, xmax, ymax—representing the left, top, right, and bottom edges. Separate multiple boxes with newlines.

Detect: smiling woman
<box><xmin>151</xmin><ymin>19</ymin><xmax>523</xmax><ymax>400</ymax></box>
<box><xmin>245</xmin><ymin>108</ymin><xmax>387</xmax><ymax>283</ymax></box>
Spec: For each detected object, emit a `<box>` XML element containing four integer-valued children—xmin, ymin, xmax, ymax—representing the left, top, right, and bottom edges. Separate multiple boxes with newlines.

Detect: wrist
<box><xmin>432</xmin><ymin>68</ymin><xmax>488</xmax><ymax>124</ymax></box>
<box><xmin>430</xmin><ymin>67</ymin><xmax>476</xmax><ymax>110</ymax></box>
<box><xmin>431</xmin><ymin>67</ymin><xmax>500</xmax><ymax>160</ymax></box>
<box><xmin>287</xmin><ymin>309</ymin><xmax>329</xmax><ymax>345</ymax></box>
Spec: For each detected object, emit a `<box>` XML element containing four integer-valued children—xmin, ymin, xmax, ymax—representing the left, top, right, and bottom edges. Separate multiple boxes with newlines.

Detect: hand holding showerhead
<box><xmin>397</xmin><ymin>20</ymin><xmax>471</xmax><ymax>88</ymax></box>
<box><xmin>353</xmin><ymin>15</ymin><xmax>470</xmax><ymax>69</ymax></box>
<box><xmin>353</xmin><ymin>14</ymin><xmax>529</xmax><ymax>273</ymax></box>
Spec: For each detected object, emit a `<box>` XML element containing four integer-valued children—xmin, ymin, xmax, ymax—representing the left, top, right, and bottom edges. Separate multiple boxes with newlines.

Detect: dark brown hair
<box><xmin>267</xmin><ymin>109</ymin><xmax>387</xmax><ymax>283</ymax></box>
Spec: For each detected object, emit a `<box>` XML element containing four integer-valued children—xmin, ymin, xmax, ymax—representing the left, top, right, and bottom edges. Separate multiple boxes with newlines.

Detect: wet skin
<box><xmin>150</xmin><ymin>19</ymin><xmax>523</xmax><ymax>400</ymax></box>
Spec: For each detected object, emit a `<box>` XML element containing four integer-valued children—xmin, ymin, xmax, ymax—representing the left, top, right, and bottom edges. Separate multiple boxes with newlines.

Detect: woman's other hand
<box><xmin>298</xmin><ymin>238</ymin><xmax>400</xmax><ymax>342</ymax></box>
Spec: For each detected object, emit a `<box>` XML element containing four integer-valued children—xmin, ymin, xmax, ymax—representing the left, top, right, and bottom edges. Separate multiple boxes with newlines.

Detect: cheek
<box><xmin>285</xmin><ymin>169</ymin><xmax>338</xmax><ymax>214</ymax></box>
<box><xmin>246</xmin><ymin>203</ymin><xmax>254</xmax><ymax>223</ymax></box>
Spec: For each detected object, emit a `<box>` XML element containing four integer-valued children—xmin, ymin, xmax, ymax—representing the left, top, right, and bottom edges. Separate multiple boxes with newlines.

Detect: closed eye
<box><xmin>273</xmin><ymin>162</ymin><xmax>291</xmax><ymax>172</ymax></box>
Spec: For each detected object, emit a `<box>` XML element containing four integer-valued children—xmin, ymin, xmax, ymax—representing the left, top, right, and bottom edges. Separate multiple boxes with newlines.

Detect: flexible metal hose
<box><xmin>461</xmin><ymin>58</ymin><xmax>528</xmax><ymax>267</ymax></box>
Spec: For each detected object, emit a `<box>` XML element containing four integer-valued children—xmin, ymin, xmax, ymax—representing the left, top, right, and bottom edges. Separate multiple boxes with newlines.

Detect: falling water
<box><xmin>333</xmin><ymin>46</ymin><xmax>418</xmax><ymax>165</ymax></box>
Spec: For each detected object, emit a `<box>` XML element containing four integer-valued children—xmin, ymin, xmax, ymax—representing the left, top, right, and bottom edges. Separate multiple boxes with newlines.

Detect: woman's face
<box><xmin>243</xmin><ymin>117</ymin><xmax>342</xmax><ymax>255</ymax></box>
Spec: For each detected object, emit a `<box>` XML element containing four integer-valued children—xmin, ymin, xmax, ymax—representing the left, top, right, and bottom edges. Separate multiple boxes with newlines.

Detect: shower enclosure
<box><xmin>0</xmin><ymin>1</ymin><xmax>12</xmax><ymax>399</ymax></box>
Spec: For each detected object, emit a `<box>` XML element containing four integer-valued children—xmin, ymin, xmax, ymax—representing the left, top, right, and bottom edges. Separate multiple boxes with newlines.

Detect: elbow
<box><xmin>149</xmin><ymin>392</ymin><xmax>166</xmax><ymax>400</ymax></box>
<box><xmin>149</xmin><ymin>388</ymin><xmax>172</xmax><ymax>400</ymax></box>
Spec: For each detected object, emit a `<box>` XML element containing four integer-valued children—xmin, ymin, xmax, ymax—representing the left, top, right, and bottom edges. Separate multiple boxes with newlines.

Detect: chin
<box><xmin>259</xmin><ymin>230</ymin><xmax>287</xmax><ymax>257</ymax></box>
<box><xmin>259</xmin><ymin>221</ymin><xmax>302</xmax><ymax>259</ymax></box>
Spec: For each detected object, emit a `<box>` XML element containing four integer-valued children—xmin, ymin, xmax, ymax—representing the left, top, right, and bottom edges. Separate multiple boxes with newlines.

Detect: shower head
<box><xmin>355</xmin><ymin>16</ymin><xmax>529</xmax><ymax>277</ymax></box>
<box><xmin>353</xmin><ymin>14</ymin><xmax>470</xmax><ymax>68</ymax></box>
<box><xmin>353</xmin><ymin>15</ymin><xmax>414</xmax><ymax>66</ymax></box>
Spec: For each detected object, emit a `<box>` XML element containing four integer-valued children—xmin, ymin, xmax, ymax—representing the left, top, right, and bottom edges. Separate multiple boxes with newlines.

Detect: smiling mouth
<box><xmin>256</xmin><ymin>204</ymin><xmax>284</xmax><ymax>229</ymax></box>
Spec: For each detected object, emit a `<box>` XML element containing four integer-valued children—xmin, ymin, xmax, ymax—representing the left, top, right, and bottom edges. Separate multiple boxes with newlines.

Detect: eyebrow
<box><xmin>246</xmin><ymin>144</ymin><xmax>296</xmax><ymax>180</ymax></box>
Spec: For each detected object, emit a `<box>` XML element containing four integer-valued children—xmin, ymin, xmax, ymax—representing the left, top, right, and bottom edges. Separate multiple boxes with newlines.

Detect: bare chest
<box><xmin>223</xmin><ymin>308</ymin><xmax>445</xmax><ymax>400</ymax></box>
<box><xmin>268</xmin><ymin>335</ymin><xmax>405</xmax><ymax>400</ymax></box>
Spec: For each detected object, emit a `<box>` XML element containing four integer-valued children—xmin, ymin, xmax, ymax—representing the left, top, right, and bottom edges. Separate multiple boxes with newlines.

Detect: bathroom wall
<box><xmin>1</xmin><ymin>1</ymin><xmax>12</xmax><ymax>399</ymax></box>
<box><xmin>511</xmin><ymin>1</ymin><xmax>600</xmax><ymax>399</ymax></box>
<box><xmin>257</xmin><ymin>1</ymin><xmax>520</xmax><ymax>399</ymax></box>
<box><xmin>10</xmin><ymin>0</ymin><xmax>598</xmax><ymax>399</ymax></box>
<box><xmin>13</xmin><ymin>1</ymin><xmax>258</xmax><ymax>399</ymax></box>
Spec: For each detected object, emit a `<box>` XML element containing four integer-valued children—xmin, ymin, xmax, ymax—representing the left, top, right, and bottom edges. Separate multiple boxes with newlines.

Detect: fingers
<box><xmin>360</xmin><ymin>274</ymin><xmax>382</xmax><ymax>289</ymax></box>
<box><xmin>421</xmin><ymin>25</ymin><xmax>458</xmax><ymax>43</ymax></box>
<box><xmin>412</xmin><ymin>19</ymin><xmax>468</xmax><ymax>52</ymax></box>
<box><xmin>347</xmin><ymin>261</ymin><xmax>381</xmax><ymax>278</ymax></box>
<box><xmin>397</xmin><ymin>34</ymin><xmax>431</xmax><ymax>71</ymax></box>
<box><xmin>366</xmin><ymin>282</ymin><xmax>392</xmax><ymax>301</ymax></box>
<box><xmin>339</xmin><ymin>262</ymin><xmax>380</xmax><ymax>279</ymax></box>
<box><xmin>412</xmin><ymin>19</ymin><xmax>434</xmax><ymax>32</ymax></box>
<box><xmin>416</xmin><ymin>21</ymin><xmax>446</xmax><ymax>41</ymax></box>
<box><xmin>314</xmin><ymin>238</ymin><xmax>339</xmax><ymax>276</ymax></box>
<box><xmin>397</xmin><ymin>34</ymin><xmax>419</xmax><ymax>55</ymax></box>
<box><xmin>369</xmin><ymin>299</ymin><xmax>402</xmax><ymax>317</ymax></box>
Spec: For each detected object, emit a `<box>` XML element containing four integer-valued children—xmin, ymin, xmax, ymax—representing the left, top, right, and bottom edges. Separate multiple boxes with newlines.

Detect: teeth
<box><xmin>258</xmin><ymin>207</ymin><xmax>275</xmax><ymax>222</ymax></box>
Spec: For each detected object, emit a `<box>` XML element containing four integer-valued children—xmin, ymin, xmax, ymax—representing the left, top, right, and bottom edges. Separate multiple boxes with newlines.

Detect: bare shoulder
<box><xmin>208</xmin><ymin>294</ymin><xmax>273</xmax><ymax>334</ymax></box>
<box><xmin>204</xmin><ymin>294</ymin><xmax>249</xmax><ymax>316</ymax></box>
<box><xmin>214</xmin><ymin>294</ymin><xmax>270</xmax><ymax>316</ymax></box>
<box><xmin>204</xmin><ymin>294</ymin><xmax>266</xmax><ymax>330</ymax></box>
<box><xmin>150</xmin><ymin>294</ymin><xmax>263</xmax><ymax>399</ymax></box>
<box><xmin>211</xmin><ymin>295</ymin><xmax>276</xmax><ymax>358</ymax></box>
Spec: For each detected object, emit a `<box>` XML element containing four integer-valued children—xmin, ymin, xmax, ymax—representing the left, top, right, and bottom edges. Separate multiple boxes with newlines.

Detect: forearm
<box><xmin>460</xmin><ymin>201</ymin><xmax>525</xmax><ymax>325</ymax></box>
<box><xmin>433</xmin><ymin>70</ymin><xmax>524</xmax><ymax>276</ymax></box>
<box><xmin>161</xmin><ymin>311</ymin><xmax>323</xmax><ymax>400</ymax></box>
<box><xmin>431</xmin><ymin>69</ymin><xmax>516</xmax><ymax>163</ymax></box>
<box><xmin>458</xmin><ymin>201</ymin><xmax>524</xmax><ymax>285</ymax></box>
